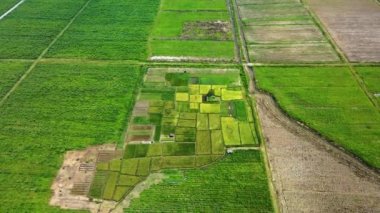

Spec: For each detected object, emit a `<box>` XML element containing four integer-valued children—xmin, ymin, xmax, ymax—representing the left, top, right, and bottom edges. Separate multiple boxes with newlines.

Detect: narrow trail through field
<box><xmin>255</xmin><ymin>93</ymin><xmax>380</xmax><ymax>212</ymax></box>
<box><xmin>0</xmin><ymin>0</ymin><xmax>93</xmax><ymax>107</ymax></box>
<box><xmin>0</xmin><ymin>0</ymin><xmax>25</xmax><ymax>20</ymax></box>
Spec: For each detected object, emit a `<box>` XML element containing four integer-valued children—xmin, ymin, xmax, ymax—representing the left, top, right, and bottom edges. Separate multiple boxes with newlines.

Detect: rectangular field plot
<box><xmin>237</xmin><ymin>0</ymin><xmax>340</xmax><ymax>63</ymax></box>
<box><xmin>256</xmin><ymin>66</ymin><xmax>380</xmax><ymax>168</ymax></box>
<box><xmin>0</xmin><ymin>0</ymin><xmax>87</xmax><ymax>59</ymax></box>
<box><xmin>149</xmin><ymin>1</ymin><xmax>235</xmax><ymax>61</ymax></box>
<box><xmin>244</xmin><ymin>25</ymin><xmax>326</xmax><ymax>44</ymax></box>
<box><xmin>46</xmin><ymin>0</ymin><xmax>160</xmax><ymax>60</ymax></box>
<box><xmin>249</xmin><ymin>43</ymin><xmax>339</xmax><ymax>63</ymax></box>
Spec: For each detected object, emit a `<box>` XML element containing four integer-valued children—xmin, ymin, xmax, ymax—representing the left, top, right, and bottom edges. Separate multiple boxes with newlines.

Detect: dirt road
<box><xmin>256</xmin><ymin>93</ymin><xmax>380</xmax><ymax>212</ymax></box>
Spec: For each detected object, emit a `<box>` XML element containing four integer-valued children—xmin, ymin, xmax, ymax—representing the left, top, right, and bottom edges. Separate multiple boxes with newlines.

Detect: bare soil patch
<box><xmin>50</xmin><ymin>144</ymin><xmax>118</xmax><ymax>212</ymax></box>
<box><xmin>256</xmin><ymin>93</ymin><xmax>380</xmax><ymax>212</ymax></box>
<box><xmin>181</xmin><ymin>21</ymin><xmax>232</xmax><ymax>41</ymax></box>
<box><xmin>305</xmin><ymin>0</ymin><xmax>380</xmax><ymax>62</ymax></box>
<box><xmin>249</xmin><ymin>43</ymin><xmax>339</xmax><ymax>63</ymax></box>
<box><xmin>244</xmin><ymin>25</ymin><xmax>325</xmax><ymax>44</ymax></box>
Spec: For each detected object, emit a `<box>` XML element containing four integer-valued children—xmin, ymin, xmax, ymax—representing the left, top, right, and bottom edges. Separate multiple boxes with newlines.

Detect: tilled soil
<box><xmin>305</xmin><ymin>0</ymin><xmax>380</xmax><ymax>62</ymax></box>
<box><xmin>256</xmin><ymin>93</ymin><xmax>380</xmax><ymax>213</ymax></box>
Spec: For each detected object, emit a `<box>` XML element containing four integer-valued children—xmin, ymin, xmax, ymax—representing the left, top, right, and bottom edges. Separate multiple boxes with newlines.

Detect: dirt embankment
<box><xmin>256</xmin><ymin>93</ymin><xmax>380</xmax><ymax>213</ymax></box>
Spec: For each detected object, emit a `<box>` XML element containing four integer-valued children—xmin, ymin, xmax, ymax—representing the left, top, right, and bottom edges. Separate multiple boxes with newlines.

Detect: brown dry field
<box><xmin>244</xmin><ymin>25</ymin><xmax>325</xmax><ymax>44</ymax></box>
<box><xmin>238</xmin><ymin>4</ymin><xmax>308</xmax><ymax>21</ymax></box>
<box><xmin>249</xmin><ymin>43</ymin><xmax>339</xmax><ymax>63</ymax></box>
<box><xmin>305</xmin><ymin>0</ymin><xmax>380</xmax><ymax>62</ymax></box>
<box><xmin>256</xmin><ymin>93</ymin><xmax>380</xmax><ymax>213</ymax></box>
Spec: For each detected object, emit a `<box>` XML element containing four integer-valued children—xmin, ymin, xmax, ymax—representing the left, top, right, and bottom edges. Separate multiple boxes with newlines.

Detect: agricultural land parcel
<box><xmin>89</xmin><ymin>68</ymin><xmax>259</xmax><ymax>202</ymax></box>
<box><xmin>125</xmin><ymin>150</ymin><xmax>273</xmax><ymax>212</ymax></box>
<box><xmin>149</xmin><ymin>0</ymin><xmax>235</xmax><ymax>61</ymax></box>
<box><xmin>236</xmin><ymin>0</ymin><xmax>339</xmax><ymax>63</ymax></box>
<box><xmin>305</xmin><ymin>0</ymin><xmax>380</xmax><ymax>62</ymax></box>
<box><xmin>256</xmin><ymin>66</ymin><xmax>380</xmax><ymax>168</ymax></box>
<box><xmin>0</xmin><ymin>63</ymin><xmax>142</xmax><ymax>211</ymax></box>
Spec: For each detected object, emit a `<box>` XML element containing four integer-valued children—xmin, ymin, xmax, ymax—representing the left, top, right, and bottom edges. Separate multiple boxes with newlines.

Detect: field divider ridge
<box><xmin>0</xmin><ymin>0</ymin><xmax>93</xmax><ymax>107</ymax></box>
<box><xmin>0</xmin><ymin>0</ymin><xmax>25</xmax><ymax>20</ymax></box>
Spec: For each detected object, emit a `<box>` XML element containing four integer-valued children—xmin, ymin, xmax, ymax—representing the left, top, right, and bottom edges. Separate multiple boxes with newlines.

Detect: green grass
<box><xmin>355</xmin><ymin>66</ymin><xmax>380</xmax><ymax>105</ymax></box>
<box><xmin>161</xmin><ymin>0</ymin><xmax>227</xmax><ymax>11</ymax></box>
<box><xmin>0</xmin><ymin>63</ymin><xmax>142</xmax><ymax>211</ymax></box>
<box><xmin>0</xmin><ymin>61</ymin><xmax>30</xmax><ymax>98</ymax></box>
<box><xmin>46</xmin><ymin>0</ymin><xmax>160</xmax><ymax>60</ymax></box>
<box><xmin>125</xmin><ymin>151</ymin><xmax>273</xmax><ymax>212</ymax></box>
<box><xmin>256</xmin><ymin>66</ymin><xmax>380</xmax><ymax>168</ymax></box>
<box><xmin>0</xmin><ymin>0</ymin><xmax>87</xmax><ymax>59</ymax></box>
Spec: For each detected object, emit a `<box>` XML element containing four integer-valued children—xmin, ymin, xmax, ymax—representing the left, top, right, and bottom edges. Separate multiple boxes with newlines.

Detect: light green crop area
<box><xmin>256</xmin><ymin>66</ymin><xmax>380</xmax><ymax>168</ymax></box>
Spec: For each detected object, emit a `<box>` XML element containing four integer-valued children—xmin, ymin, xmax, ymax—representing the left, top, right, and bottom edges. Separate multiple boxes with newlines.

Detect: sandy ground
<box><xmin>50</xmin><ymin>144</ymin><xmax>118</xmax><ymax>213</ymax></box>
<box><xmin>305</xmin><ymin>0</ymin><xmax>380</xmax><ymax>62</ymax></box>
<box><xmin>256</xmin><ymin>93</ymin><xmax>380</xmax><ymax>212</ymax></box>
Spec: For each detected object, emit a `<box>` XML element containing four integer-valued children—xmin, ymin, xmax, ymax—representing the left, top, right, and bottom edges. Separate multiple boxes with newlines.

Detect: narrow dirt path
<box><xmin>256</xmin><ymin>93</ymin><xmax>380</xmax><ymax>213</ymax></box>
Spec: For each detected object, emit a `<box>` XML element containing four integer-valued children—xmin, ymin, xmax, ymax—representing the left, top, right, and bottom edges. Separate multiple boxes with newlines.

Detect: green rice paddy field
<box><xmin>0</xmin><ymin>63</ymin><xmax>142</xmax><ymax>211</ymax></box>
<box><xmin>0</xmin><ymin>0</ymin><xmax>379</xmax><ymax>211</ymax></box>
<box><xmin>126</xmin><ymin>150</ymin><xmax>273</xmax><ymax>212</ymax></box>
